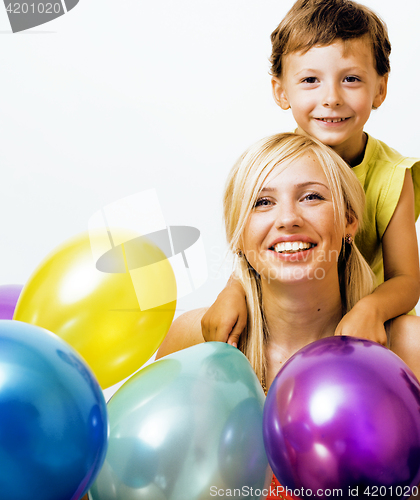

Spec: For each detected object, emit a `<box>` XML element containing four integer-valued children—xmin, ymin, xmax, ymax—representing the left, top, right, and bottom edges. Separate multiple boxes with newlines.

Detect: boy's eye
<box><xmin>343</xmin><ymin>76</ymin><xmax>360</xmax><ymax>83</ymax></box>
<box><xmin>301</xmin><ymin>77</ymin><xmax>318</xmax><ymax>84</ymax></box>
<box><xmin>254</xmin><ymin>197</ymin><xmax>272</xmax><ymax>208</ymax></box>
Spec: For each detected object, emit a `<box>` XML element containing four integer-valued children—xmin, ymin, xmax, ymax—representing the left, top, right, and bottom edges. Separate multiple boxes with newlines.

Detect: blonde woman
<box><xmin>157</xmin><ymin>133</ymin><xmax>419</xmax><ymax>387</ymax></box>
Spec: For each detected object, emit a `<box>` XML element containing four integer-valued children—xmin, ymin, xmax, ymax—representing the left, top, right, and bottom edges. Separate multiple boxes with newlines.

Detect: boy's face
<box><xmin>272</xmin><ymin>38</ymin><xmax>388</xmax><ymax>163</ymax></box>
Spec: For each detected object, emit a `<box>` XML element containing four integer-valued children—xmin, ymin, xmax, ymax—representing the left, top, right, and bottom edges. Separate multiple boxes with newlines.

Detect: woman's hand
<box><xmin>201</xmin><ymin>277</ymin><xmax>248</xmax><ymax>347</ymax></box>
<box><xmin>334</xmin><ymin>297</ymin><xmax>387</xmax><ymax>346</ymax></box>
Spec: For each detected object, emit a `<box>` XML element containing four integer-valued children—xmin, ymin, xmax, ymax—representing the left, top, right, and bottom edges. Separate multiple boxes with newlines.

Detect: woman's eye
<box><xmin>254</xmin><ymin>197</ymin><xmax>272</xmax><ymax>208</ymax></box>
<box><xmin>302</xmin><ymin>77</ymin><xmax>318</xmax><ymax>84</ymax></box>
<box><xmin>303</xmin><ymin>192</ymin><xmax>325</xmax><ymax>201</ymax></box>
<box><xmin>344</xmin><ymin>76</ymin><xmax>360</xmax><ymax>83</ymax></box>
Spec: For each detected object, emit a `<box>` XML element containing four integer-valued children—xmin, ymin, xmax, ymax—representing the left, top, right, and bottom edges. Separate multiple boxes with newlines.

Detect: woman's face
<box><xmin>242</xmin><ymin>153</ymin><xmax>352</xmax><ymax>285</ymax></box>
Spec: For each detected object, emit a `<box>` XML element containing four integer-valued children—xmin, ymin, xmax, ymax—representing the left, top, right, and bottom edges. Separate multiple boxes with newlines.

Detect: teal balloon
<box><xmin>218</xmin><ymin>397</ymin><xmax>268</xmax><ymax>489</ymax></box>
<box><xmin>0</xmin><ymin>320</ymin><xmax>108</xmax><ymax>500</ymax></box>
<box><xmin>89</xmin><ymin>342</ymin><xmax>269</xmax><ymax>500</ymax></box>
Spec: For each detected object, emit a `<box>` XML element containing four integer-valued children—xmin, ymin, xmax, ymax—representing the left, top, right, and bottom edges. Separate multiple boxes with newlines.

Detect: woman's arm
<box><xmin>388</xmin><ymin>315</ymin><xmax>420</xmax><ymax>382</ymax></box>
<box><xmin>156</xmin><ymin>308</ymin><xmax>207</xmax><ymax>359</ymax></box>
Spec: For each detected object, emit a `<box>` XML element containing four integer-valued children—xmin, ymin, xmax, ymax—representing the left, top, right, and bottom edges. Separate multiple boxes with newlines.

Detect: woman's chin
<box><xmin>261</xmin><ymin>265</ymin><xmax>329</xmax><ymax>285</ymax></box>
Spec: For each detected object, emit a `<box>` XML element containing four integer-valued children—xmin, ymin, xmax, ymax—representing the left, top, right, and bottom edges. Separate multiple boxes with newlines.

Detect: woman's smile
<box><xmin>269</xmin><ymin>237</ymin><xmax>317</xmax><ymax>261</ymax></box>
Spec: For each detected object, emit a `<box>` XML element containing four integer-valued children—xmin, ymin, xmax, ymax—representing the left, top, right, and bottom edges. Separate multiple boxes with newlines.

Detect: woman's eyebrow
<box><xmin>296</xmin><ymin>181</ymin><xmax>330</xmax><ymax>190</ymax></box>
<box><xmin>259</xmin><ymin>186</ymin><xmax>276</xmax><ymax>193</ymax></box>
<box><xmin>259</xmin><ymin>181</ymin><xmax>330</xmax><ymax>192</ymax></box>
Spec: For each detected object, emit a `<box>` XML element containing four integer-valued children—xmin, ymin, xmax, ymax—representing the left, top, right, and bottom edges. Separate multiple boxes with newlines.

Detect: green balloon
<box><xmin>89</xmin><ymin>342</ymin><xmax>269</xmax><ymax>500</ymax></box>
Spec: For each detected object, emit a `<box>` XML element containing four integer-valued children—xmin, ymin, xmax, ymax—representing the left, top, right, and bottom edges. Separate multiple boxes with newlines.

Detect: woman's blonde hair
<box><xmin>223</xmin><ymin>133</ymin><xmax>375</xmax><ymax>381</ymax></box>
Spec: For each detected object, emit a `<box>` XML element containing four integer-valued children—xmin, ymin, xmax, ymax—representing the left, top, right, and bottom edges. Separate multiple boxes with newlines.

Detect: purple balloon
<box><xmin>263</xmin><ymin>336</ymin><xmax>420</xmax><ymax>499</ymax></box>
<box><xmin>0</xmin><ymin>284</ymin><xmax>23</xmax><ymax>320</ymax></box>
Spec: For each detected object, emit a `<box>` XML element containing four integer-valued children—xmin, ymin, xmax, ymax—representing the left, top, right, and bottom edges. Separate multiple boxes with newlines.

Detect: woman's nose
<box><xmin>322</xmin><ymin>82</ymin><xmax>343</xmax><ymax>108</ymax></box>
<box><xmin>275</xmin><ymin>203</ymin><xmax>303</xmax><ymax>229</ymax></box>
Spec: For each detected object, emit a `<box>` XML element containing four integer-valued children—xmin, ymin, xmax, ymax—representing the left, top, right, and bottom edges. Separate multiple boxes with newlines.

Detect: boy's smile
<box><xmin>272</xmin><ymin>38</ymin><xmax>388</xmax><ymax>166</ymax></box>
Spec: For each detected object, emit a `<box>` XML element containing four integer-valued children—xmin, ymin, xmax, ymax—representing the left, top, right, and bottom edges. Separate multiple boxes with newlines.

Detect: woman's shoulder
<box><xmin>156</xmin><ymin>307</ymin><xmax>208</xmax><ymax>359</ymax></box>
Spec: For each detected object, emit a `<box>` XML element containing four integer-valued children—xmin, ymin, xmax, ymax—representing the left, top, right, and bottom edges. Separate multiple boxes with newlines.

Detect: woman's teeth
<box><xmin>272</xmin><ymin>241</ymin><xmax>315</xmax><ymax>254</ymax></box>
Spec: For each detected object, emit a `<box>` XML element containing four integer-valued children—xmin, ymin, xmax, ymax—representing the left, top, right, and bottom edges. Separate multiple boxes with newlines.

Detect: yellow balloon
<box><xmin>14</xmin><ymin>231</ymin><xmax>177</xmax><ymax>389</ymax></box>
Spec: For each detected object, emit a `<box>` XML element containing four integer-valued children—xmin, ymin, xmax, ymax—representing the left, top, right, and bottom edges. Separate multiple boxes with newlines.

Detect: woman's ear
<box><xmin>345</xmin><ymin>210</ymin><xmax>359</xmax><ymax>237</ymax></box>
<box><xmin>372</xmin><ymin>74</ymin><xmax>388</xmax><ymax>109</ymax></box>
<box><xmin>272</xmin><ymin>77</ymin><xmax>291</xmax><ymax>110</ymax></box>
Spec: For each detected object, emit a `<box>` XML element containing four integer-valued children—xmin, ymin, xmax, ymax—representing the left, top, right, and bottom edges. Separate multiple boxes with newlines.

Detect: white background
<box><xmin>1</xmin><ymin>0</ymin><xmax>419</xmax><ymax>350</ymax></box>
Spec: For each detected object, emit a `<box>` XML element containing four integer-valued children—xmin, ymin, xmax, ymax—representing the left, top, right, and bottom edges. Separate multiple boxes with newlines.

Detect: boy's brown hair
<box><xmin>270</xmin><ymin>0</ymin><xmax>391</xmax><ymax>78</ymax></box>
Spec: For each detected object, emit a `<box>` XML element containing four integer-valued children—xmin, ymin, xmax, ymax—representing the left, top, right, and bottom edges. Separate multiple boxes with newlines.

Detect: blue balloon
<box><xmin>0</xmin><ymin>320</ymin><xmax>108</xmax><ymax>500</ymax></box>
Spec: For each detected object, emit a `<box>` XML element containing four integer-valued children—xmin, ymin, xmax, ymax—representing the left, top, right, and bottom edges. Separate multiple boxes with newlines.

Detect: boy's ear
<box><xmin>372</xmin><ymin>74</ymin><xmax>388</xmax><ymax>109</ymax></box>
<box><xmin>272</xmin><ymin>77</ymin><xmax>291</xmax><ymax>110</ymax></box>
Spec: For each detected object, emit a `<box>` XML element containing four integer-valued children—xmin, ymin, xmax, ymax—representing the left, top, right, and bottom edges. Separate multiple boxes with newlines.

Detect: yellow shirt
<box><xmin>353</xmin><ymin>135</ymin><xmax>420</xmax><ymax>287</ymax></box>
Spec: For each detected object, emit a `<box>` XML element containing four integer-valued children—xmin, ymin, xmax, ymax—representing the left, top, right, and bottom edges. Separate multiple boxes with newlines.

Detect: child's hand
<box><xmin>335</xmin><ymin>298</ymin><xmax>387</xmax><ymax>346</ymax></box>
<box><xmin>201</xmin><ymin>280</ymin><xmax>247</xmax><ymax>347</ymax></box>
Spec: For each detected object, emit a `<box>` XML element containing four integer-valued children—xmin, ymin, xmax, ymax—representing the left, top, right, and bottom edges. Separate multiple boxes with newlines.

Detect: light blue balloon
<box><xmin>89</xmin><ymin>342</ymin><xmax>269</xmax><ymax>500</ymax></box>
<box><xmin>0</xmin><ymin>320</ymin><xmax>108</xmax><ymax>500</ymax></box>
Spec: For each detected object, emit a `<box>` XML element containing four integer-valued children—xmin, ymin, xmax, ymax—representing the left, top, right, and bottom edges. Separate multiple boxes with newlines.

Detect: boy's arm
<box><xmin>375</xmin><ymin>170</ymin><xmax>420</xmax><ymax>316</ymax></box>
<box><xmin>201</xmin><ymin>274</ymin><xmax>248</xmax><ymax>347</ymax></box>
<box><xmin>336</xmin><ymin>170</ymin><xmax>420</xmax><ymax>343</ymax></box>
